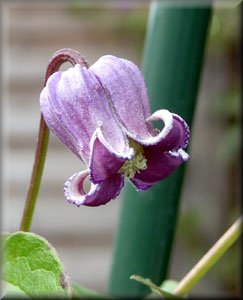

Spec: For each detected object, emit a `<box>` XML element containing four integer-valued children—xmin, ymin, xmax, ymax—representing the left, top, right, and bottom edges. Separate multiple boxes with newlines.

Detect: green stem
<box><xmin>19</xmin><ymin>116</ymin><xmax>49</xmax><ymax>232</ymax></box>
<box><xmin>173</xmin><ymin>216</ymin><xmax>242</xmax><ymax>297</ymax></box>
<box><xmin>20</xmin><ymin>48</ymin><xmax>88</xmax><ymax>232</ymax></box>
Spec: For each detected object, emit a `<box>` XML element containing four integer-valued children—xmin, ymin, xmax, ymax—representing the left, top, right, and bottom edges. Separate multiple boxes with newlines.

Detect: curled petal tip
<box><xmin>89</xmin><ymin>128</ymin><xmax>134</xmax><ymax>183</ymax></box>
<box><xmin>169</xmin><ymin>149</ymin><xmax>190</xmax><ymax>162</ymax></box>
<box><xmin>64</xmin><ymin>170</ymin><xmax>124</xmax><ymax>207</ymax></box>
<box><xmin>143</xmin><ymin>109</ymin><xmax>190</xmax><ymax>151</ymax></box>
<box><xmin>172</xmin><ymin>113</ymin><xmax>190</xmax><ymax>149</ymax></box>
<box><xmin>64</xmin><ymin>170</ymin><xmax>89</xmax><ymax>207</ymax></box>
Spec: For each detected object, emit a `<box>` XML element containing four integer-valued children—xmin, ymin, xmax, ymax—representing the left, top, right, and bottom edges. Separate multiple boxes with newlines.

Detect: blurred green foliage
<box><xmin>209</xmin><ymin>8</ymin><xmax>240</xmax><ymax>51</ymax></box>
<box><xmin>67</xmin><ymin>1</ymin><xmax>148</xmax><ymax>43</ymax></box>
<box><xmin>210</xmin><ymin>8</ymin><xmax>240</xmax><ymax>168</ymax></box>
<box><xmin>213</xmin><ymin>87</ymin><xmax>240</xmax><ymax>167</ymax></box>
<box><xmin>176</xmin><ymin>7</ymin><xmax>241</xmax><ymax>296</ymax></box>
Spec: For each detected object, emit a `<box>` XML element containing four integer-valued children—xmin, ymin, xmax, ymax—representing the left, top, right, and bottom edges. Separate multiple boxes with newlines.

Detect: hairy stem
<box><xmin>173</xmin><ymin>216</ymin><xmax>242</xmax><ymax>297</ymax></box>
<box><xmin>20</xmin><ymin>48</ymin><xmax>89</xmax><ymax>232</ymax></box>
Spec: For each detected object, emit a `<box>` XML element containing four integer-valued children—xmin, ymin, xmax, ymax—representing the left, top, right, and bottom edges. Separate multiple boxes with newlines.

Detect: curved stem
<box><xmin>20</xmin><ymin>48</ymin><xmax>89</xmax><ymax>232</ymax></box>
<box><xmin>173</xmin><ymin>216</ymin><xmax>242</xmax><ymax>297</ymax></box>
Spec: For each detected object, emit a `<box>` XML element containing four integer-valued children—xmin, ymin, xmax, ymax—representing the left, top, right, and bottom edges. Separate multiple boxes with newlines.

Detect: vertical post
<box><xmin>108</xmin><ymin>2</ymin><xmax>212</xmax><ymax>297</ymax></box>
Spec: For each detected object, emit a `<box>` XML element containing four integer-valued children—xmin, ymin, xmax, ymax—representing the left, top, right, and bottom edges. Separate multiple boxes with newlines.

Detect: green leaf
<box><xmin>2</xmin><ymin>231</ymin><xmax>71</xmax><ymax>298</ymax></box>
<box><xmin>130</xmin><ymin>275</ymin><xmax>180</xmax><ymax>299</ymax></box>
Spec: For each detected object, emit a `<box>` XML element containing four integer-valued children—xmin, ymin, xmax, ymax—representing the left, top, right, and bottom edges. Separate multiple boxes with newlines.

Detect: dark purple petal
<box><xmin>131</xmin><ymin>146</ymin><xmax>189</xmax><ymax>190</ymax></box>
<box><xmin>89</xmin><ymin>128</ymin><xmax>131</xmax><ymax>183</ymax></box>
<box><xmin>90</xmin><ymin>55</ymin><xmax>154</xmax><ymax>139</ymax></box>
<box><xmin>64</xmin><ymin>170</ymin><xmax>124</xmax><ymax>207</ymax></box>
<box><xmin>130</xmin><ymin>177</ymin><xmax>154</xmax><ymax>191</ymax></box>
<box><xmin>40</xmin><ymin>64</ymin><xmax>132</xmax><ymax>163</ymax></box>
<box><xmin>144</xmin><ymin>110</ymin><xmax>190</xmax><ymax>150</ymax></box>
<box><xmin>127</xmin><ymin>109</ymin><xmax>190</xmax><ymax>151</ymax></box>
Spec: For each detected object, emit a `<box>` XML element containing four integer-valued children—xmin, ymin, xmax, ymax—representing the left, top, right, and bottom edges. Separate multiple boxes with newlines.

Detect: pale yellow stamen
<box><xmin>119</xmin><ymin>140</ymin><xmax>147</xmax><ymax>179</ymax></box>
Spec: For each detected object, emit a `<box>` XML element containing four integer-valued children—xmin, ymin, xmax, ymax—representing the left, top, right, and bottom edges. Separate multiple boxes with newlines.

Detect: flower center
<box><xmin>119</xmin><ymin>140</ymin><xmax>147</xmax><ymax>179</ymax></box>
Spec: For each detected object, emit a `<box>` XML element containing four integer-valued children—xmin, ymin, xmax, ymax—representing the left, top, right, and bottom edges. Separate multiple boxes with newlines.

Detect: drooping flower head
<box><xmin>40</xmin><ymin>54</ymin><xmax>190</xmax><ymax>207</ymax></box>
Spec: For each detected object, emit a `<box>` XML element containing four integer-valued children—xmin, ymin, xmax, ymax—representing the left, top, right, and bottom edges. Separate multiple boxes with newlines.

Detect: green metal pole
<box><xmin>108</xmin><ymin>2</ymin><xmax>212</xmax><ymax>297</ymax></box>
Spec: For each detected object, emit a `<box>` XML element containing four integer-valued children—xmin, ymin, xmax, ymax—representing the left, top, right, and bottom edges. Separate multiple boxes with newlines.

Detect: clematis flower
<box><xmin>40</xmin><ymin>55</ymin><xmax>190</xmax><ymax>207</ymax></box>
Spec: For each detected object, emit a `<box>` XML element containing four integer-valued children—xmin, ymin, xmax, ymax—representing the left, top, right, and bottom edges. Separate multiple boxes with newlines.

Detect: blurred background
<box><xmin>1</xmin><ymin>0</ymin><xmax>241</xmax><ymax>297</ymax></box>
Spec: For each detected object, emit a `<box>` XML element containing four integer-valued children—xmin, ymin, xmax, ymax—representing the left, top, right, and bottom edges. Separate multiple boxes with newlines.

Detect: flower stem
<box><xmin>20</xmin><ymin>48</ymin><xmax>88</xmax><ymax>232</ymax></box>
<box><xmin>173</xmin><ymin>216</ymin><xmax>242</xmax><ymax>297</ymax></box>
<box><xmin>19</xmin><ymin>116</ymin><xmax>49</xmax><ymax>232</ymax></box>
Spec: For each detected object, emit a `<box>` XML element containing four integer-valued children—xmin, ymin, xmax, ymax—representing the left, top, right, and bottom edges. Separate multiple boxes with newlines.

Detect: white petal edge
<box><xmin>64</xmin><ymin>170</ymin><xmax>95</xmax><ymax>206</ymax></box>
<box><xmin>89</xmin><ymin>126</ymin><xmax>134</xmax><ymax>162</ymax></box>
<box><xmin>168</xmin><ymin>148</ymin><xmax>190</xmax><ymax>162</ymax></box>
<box><xmin>121</xmin><ymin>109</ymin><xmax>174</xmax><ymax>146</ymax></box>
